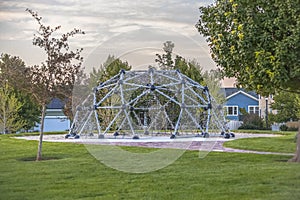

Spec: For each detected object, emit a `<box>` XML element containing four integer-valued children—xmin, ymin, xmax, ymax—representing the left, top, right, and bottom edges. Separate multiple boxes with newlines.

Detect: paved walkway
<box><xmin>16</xmin><ymin>133</ymin><xmax>294</xmax><ymax>156</ymax></box>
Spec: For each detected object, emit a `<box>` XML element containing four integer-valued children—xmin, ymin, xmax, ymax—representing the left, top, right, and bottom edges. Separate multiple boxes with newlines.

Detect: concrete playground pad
<box><xmin>15</xmin><ymin>133</ymin><xmax>293</xmax><ymax>155</ymax></box>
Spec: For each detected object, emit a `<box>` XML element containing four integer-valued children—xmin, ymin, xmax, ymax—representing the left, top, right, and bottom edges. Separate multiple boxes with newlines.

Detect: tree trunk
<box><xmin>289</xmin><ymin>120</ymin><xmax>300</xmax><ymax>162</ymax></box>
<box><xmin>3</xmin><ymin>107</ymin><xmax>6</xmax><ymax>134</ymax></box>
<box><xmin>36</xmin><ymin>104</ymin><xmax>46</xmax><ymax>161</ymax></box>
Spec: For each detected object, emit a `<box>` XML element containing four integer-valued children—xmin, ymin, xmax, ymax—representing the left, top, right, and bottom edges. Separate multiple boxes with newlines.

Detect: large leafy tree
<box><xmin>196</xmin><ymin>0</ymin><xmax>300</xmax><ymax>162</ymax></box>
<box><xmin>89</xmin><ymin>55</ymin><xmax>132</xmax><ymax>87</ymax></box>
<box><xmin>155</xmin><ymin>42</ymin><xmax>207</xmax><ymax>127</ymax></box>
<box><xmin>90</xmin><ymin>55</ymin><xmax>132</xmax><ymax>127</ymax></box>
<box><xmin>26</xmin><ymin>9</ymin><xmax>85</xmax><ymax>161</ymax></box>
<box><xmin>0</xmin><ymin>53</ymin><xmax>28</xmax><ymax>87</ymax></box>
<box><xmin>196</xmin><ymin>0</ymin><xmax>300</xmax><ymax>95</ymax></box>
<box><xmin>66</xmin><ymin>55</ymin><xmax>131</xmax><ymax>133</ymax></box>
<box><xmin>155</xmin><ymin>41</ymin><xmax>204</xmax><ymax>84</ymax></box>
<box><xmin>0</xmin><ymin>53</ymin><xmax>40</xmax><ymax>132</ymax></box>
<box><xmin>270</xmin><ymin>92</ymin><xmax>300</xmax><ymax>123</ymax></box>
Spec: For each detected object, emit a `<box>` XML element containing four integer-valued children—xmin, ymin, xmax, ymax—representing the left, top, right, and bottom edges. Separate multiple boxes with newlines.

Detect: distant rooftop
<box><xmin>221</xmin><ymin>87</ymin><xmax>258</xmax><ymax>99</ymax></box>
<box><xmin>47</xmin><ymin>98</ymin><xmax>65</xmax><ymax>109</ymax></box>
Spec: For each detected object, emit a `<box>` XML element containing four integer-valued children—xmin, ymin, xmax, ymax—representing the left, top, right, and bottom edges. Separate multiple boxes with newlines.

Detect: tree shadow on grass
<box><xmin>16</xmin><ymin>155</ymin><xmax>66</xmax><ymax>162</ymax></box>
<box><xmin>274</xmin><ymin>155</ymin><xmax>294</xmax><ymax>163</ymax></box>
<box><xmin>275</xmin><ymin>159</ymin><xmax>290</xmax><ymax>162</ymax></box>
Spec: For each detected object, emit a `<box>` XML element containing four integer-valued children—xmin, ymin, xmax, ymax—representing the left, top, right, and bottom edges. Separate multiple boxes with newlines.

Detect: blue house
<box><xmin>35</xmin><ymin>98</ymin><xmax>70</xmax><ymax>132</ymax></box>
<box><xmin>223</xmin><ymin>88</ymin><xmax>259</xmax><ymax>121</ymax></box>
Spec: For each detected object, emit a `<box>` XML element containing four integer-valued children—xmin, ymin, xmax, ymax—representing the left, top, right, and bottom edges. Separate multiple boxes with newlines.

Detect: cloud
<box><xmin>0</xmin><ymin>0</ymin><xmax>215</xmax><ymax>69</ymax></box>
<box><xmin>0</xmin><ymin>0</ymin><xmax>210</xmax><ymax>35</ymax></box>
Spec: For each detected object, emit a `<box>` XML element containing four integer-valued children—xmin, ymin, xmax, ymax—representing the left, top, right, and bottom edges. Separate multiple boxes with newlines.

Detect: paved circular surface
<box><xmin>16</xmin><ymin>133</ymin><xmax>294</xmax><ymax>156</ymax></box>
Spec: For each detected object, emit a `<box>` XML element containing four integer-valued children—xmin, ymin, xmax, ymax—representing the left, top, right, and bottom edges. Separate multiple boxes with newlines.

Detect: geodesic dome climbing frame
<box><xmin>91</xmin><ymin>68</ymin><xmax>216</xmax><ymax>139</ymax></box>
<box><xmin>67</xmin><ymin>69</ymin><xmax>235</xmax><ymax>139</ymax></box>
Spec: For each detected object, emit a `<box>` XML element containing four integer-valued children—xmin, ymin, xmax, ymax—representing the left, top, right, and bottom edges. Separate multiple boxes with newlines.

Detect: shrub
<box><xmin>279</xmin><ymin>124</ymin><xmax>298</xmax><ymax>131</ymax></box>
<box><xmin>280</xmin><ymin>124</ymin><xmax>288</xmax><ymax>131</ymax></box>
<box><xmin>238</xmin><ymin>113</ymin><xmax>265</xmax><ymax>130</ymax></box>
<box><xmin>288</xmin><ymin>127</ymin><xmax>298</xmax><ymax>131</ymax></box>
<box><xmin>238</xmin><ymin>124</ymin><xmax>259</xmax><ymax>130</ymax></box>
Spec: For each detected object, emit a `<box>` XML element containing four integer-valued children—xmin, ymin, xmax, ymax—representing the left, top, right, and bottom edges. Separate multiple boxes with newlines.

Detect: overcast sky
<box><xmin>0</xmin><ymin>0</ymin><xmax>221</xmax><ymax>73</ymax></box>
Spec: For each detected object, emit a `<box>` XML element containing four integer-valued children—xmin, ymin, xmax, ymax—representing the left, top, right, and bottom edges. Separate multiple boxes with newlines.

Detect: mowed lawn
<box><xmin>224</xmin><ymin>131</ymin><xmax>298</xmax><ymax>153</ymax></box>
<box><xmin>1</xmin><ymin>134</ymin><xmax>300</xmax><ymax>200</ymax></box>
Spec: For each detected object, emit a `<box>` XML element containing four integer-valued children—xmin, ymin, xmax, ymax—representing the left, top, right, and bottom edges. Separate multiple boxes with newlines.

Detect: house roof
<box><xmin>222</xmin><ymin>88</ymin><xmax>259</xmax><ymax>101</ymax></box>
<box><xmin>47</xmin><ymin>98</ymin><xmax>65</xmax><ymax>109</ymax></box>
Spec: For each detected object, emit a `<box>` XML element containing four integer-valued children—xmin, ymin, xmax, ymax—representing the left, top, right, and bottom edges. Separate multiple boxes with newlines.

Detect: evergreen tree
<box><xmin>0</xmin><ymin>83</ymin><xmax>25</xmax><ymax>133</ymax></box>
<box><xmin>90</xmin><ymin>55</ymin><xmax>132</xmax><ymax>128</ymax></box>
<box><xmin>17</xmin><ymin>92</ymin><xmax>41</xmax><ymax>131</ymax></box>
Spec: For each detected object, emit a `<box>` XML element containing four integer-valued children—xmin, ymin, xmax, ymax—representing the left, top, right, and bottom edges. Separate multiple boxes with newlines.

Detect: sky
<box><xmin>0</xmin><ymin>0</ymin><xmax>236</xmax><ymax>86</ymax></box>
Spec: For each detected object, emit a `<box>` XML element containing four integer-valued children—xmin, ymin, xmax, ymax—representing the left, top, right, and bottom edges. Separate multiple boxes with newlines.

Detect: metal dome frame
<box><xmin>94</xmin><ymin>68</ymin><xmax>212</xmax><ymax>139</ymax></box>
<box><xmin>67</xmin><ymin>69</ymin><xmax>234</xmax><ymax>139</ymax></box>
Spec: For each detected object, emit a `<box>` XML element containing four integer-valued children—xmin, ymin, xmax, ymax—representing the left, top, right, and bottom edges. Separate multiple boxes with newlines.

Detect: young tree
<box><xmin>203</xmin><ymin>69</ymin><xmax>226</xmax><ymax>105</ymax></box>
<box><xmin>0</xmin><ymin>83</ymin><xmax>26</xmax><ymax>133</ymax></box>
<box><xmin>17</xmin><ymin>93</ymin><xmax>41</xmax><ymax>132</ymax></box>
<box><xmin>26</xmin><ymin>9</ymin><xmax>85</xmax><ymax>161</ymax></box>
<box><xmin>155</xmin><ymin>41</ymin><xmax>175</xmax><ymax>70</ymax></box>
<box><xmin>196</xmin><ymin>0</ymin><xmax>300</xmax><ymax>162</ymax></box>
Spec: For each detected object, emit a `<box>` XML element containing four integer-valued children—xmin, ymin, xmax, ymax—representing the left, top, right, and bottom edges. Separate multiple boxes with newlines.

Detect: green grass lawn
<box><xmin>232</xmin><ymin>129</ymin><xmax>295</xmax><ymax>135</ymax></box>
<box><xmin>1</xmin><ymin>134</ymin><xmax>300</xmax><ymax>200</ymax></box>
<box><xmin>224</xmin><ymin>132</ymin><xmax>297</xmax><ymax>153</ymax></box>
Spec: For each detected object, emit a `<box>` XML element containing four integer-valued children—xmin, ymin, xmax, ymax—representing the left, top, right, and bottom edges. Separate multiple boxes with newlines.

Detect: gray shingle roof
<box><xmin>222</xmin><ymin>87</ymin><xmax>258</xmax><ymax>99</ymax></box>
<box><xmin>47</xmin><ymin>98</ymin><xmax>65</xmax><ymax>109</ymax></box>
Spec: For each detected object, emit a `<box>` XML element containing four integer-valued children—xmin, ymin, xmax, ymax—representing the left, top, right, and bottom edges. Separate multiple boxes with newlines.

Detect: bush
<box><xmin>238</xmin><ymin>113</ymin><xmax>265</xmax><ymax>130</ymax></box>
<box><xmin>279</xmin><ymin>124</ymin><xmax>298</xmax><ymax>131</ymax></box>
<box><xmin>280</xmin><ymin>124</ymin><xmax>288</xmax><ymax>131</ymax></box>
<box><xmin>238</xmin><ymin>124</ymin><xmax>259</xmax><ymax>130</ymax></box>
<box><xmin>288</xmin><ymin>127</ymin><xmax>298</xmax><ymax>131</ymax></box>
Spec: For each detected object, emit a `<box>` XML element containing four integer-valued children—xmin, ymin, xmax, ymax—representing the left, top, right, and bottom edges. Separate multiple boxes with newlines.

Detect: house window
<box><xmin>248</xmin><ymin>106</ymin><xmax>259</xmax><ymax>115</ymax></box>
<box><xmin>225</xmin><ymin>106</ymin><xmax>238</xmax><ymax>116</ymax></box>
